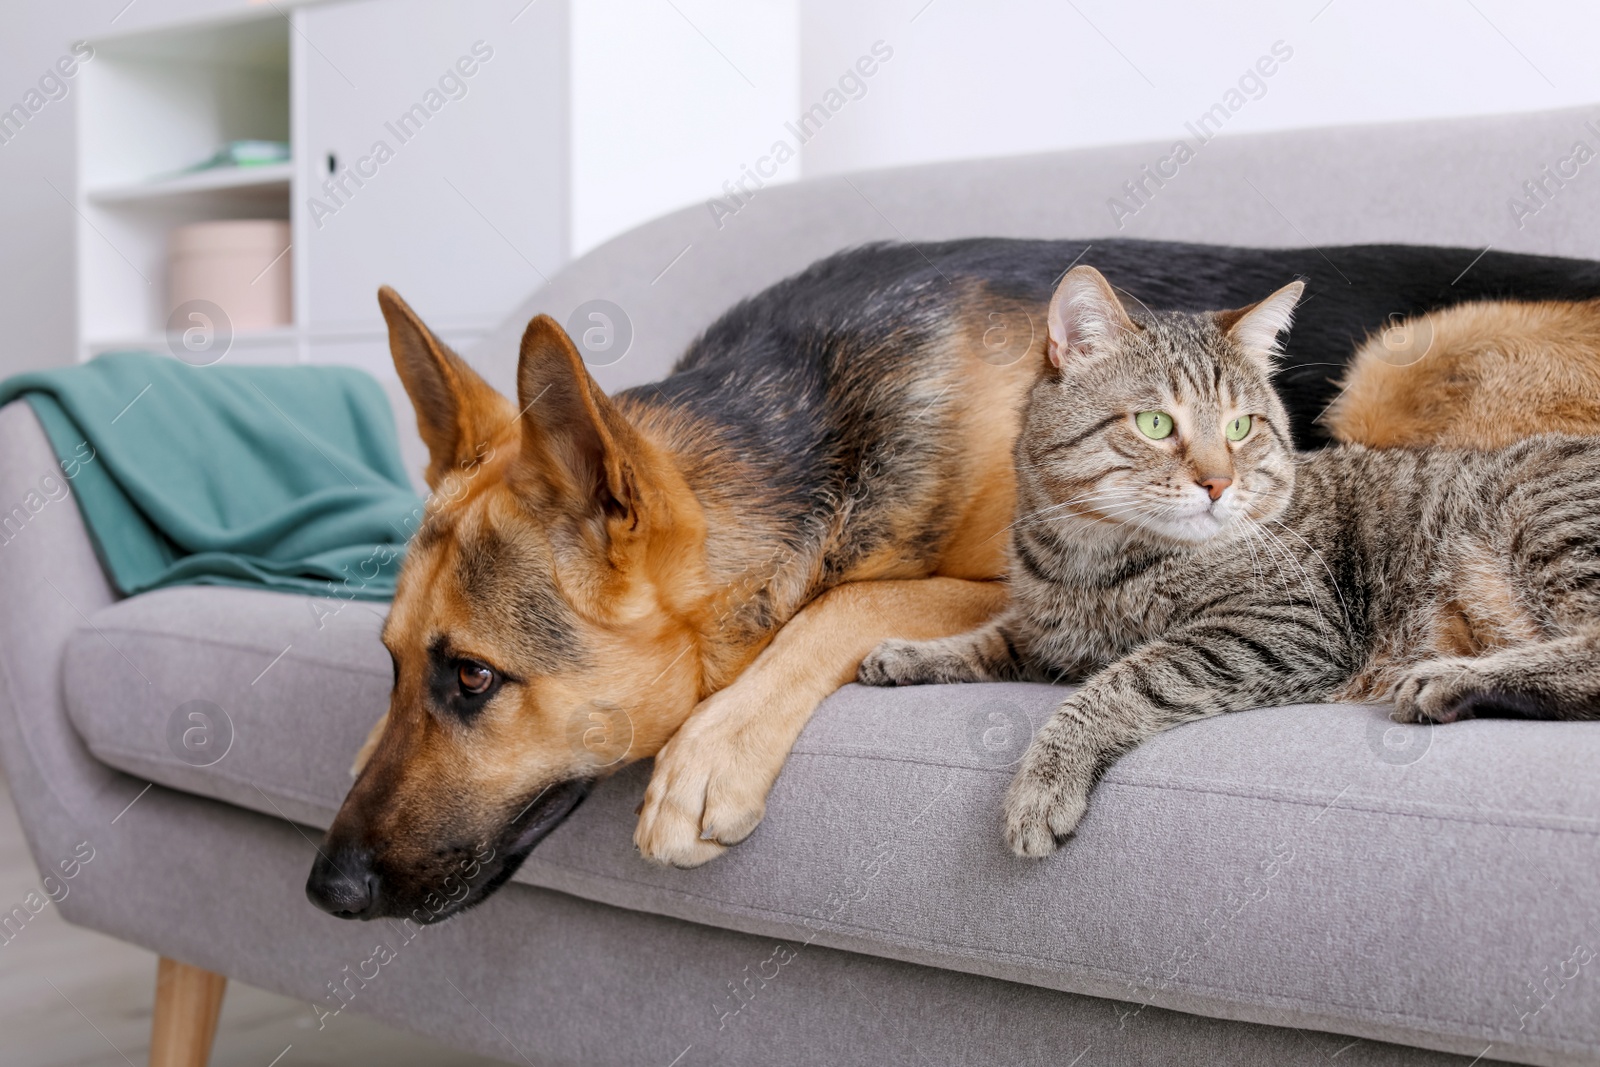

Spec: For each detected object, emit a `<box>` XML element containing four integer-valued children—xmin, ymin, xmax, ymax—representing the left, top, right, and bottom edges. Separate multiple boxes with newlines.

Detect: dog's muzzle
<box><xmin>305</xmin><ymin>844</ymin><xmax>383</xmax><ymax>920</ymax></box>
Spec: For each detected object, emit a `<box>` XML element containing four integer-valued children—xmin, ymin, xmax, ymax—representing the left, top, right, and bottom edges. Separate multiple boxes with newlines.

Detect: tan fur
<box><xmin>921</xmin><ymin>306</ymin><xmax>1040</xmax><ymax>579</ymax></box>
<box><xmin>1326</xmin><ymin>299</ymin><xmax>1600</xmax><ymax>449</ymax></box>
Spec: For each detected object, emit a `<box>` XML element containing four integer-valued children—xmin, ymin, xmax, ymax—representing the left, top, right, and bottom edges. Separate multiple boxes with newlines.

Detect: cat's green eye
<box><xmin>1135</xmin><ymin>411</ymin><xmax>1174</xmax><ymax>440</ymax></box>
<box><xmin>1225</xmin><ymin>415</ymin><xmax>1253</xmax><ymax>442</ymax></box>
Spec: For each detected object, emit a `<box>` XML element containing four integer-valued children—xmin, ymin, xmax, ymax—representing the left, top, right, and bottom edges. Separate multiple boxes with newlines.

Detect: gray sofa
<box><xmin>5</xmin><ymin>106</ymin><xmax>1600</xmax><ymax>1067</ymax></box>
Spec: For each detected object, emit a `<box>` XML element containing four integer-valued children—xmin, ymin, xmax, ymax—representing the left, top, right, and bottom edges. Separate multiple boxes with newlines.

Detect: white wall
<box><xmin>798</xmin><ymin>0</ymin><xmax>1600</xmax><ymax>177</ymax></box>
<box><xmin>0</xmin><ymin>5</ymin><xmax>94</xmax><ymax>376</ymax></box>
<box><xmin>570</xmin><ymin>0</ymin><xmax>800</xmax><ymax>256</ymax></box>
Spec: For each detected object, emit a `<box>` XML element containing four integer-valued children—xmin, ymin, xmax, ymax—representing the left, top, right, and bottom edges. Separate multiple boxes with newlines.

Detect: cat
<box><xmin>858</xmin><ymin>264</ymin><xmax>1600</xmax><ymax>858</ymax></box>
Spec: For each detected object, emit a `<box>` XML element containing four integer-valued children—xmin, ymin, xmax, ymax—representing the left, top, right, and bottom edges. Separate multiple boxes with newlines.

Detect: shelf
<box><xmin>87</xmin><ymin>163</ymin><xmax>293</xmax><ymax>205</ymax></box>
<box><xmin>84</xmin><ymin>325</ymin><xmax>299</xmax><ymax>354</ymax></box>
<box><xmin>76</xmin><ymin>2</ymin><xmax>567</xmax><ymax>365</ymax></box>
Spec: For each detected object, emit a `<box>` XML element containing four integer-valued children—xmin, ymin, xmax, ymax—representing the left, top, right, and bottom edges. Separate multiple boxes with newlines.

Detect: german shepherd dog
<box><xmin>305</xmin><ymin>238</ymin><xmax>1600</xmax><ymax>922</ymax></box>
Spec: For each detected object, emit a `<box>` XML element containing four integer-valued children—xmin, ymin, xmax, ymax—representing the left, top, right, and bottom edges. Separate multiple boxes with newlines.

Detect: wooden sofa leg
<box><xmin>149</xmin><ymin>957</ymin><xmax>227</xmax><ymax>1067</ymax></box>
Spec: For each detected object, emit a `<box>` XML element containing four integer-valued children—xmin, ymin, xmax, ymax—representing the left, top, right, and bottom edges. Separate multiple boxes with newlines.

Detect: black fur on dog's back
<box><xmin>641</xmin><ymin>239</ymin><xmax>1600</xmax><ymax>450</ymax></box>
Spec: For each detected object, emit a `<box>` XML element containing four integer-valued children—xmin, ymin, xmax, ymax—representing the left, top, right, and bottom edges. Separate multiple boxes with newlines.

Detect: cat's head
<box><xmin>1021</xmin><ymin>265</ymin><xmax>1303</xmax><ymax>549</ymax></box>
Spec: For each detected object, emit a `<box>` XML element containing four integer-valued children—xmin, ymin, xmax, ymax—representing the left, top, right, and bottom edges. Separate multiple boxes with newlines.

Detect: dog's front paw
<box><xmin>1002</xmin><ymin>745</ymin><xmax>1090</xmax><ymax>859</ymax></box>
<box><xmin>634</xmin><ymin>696</ymin><xmax>775</xmax><ymax>868</ymax></box>
<box><xmin>1391</xmin><ymin>657</ymin><xmax>1479</xmax><ymax>724</ymax></box>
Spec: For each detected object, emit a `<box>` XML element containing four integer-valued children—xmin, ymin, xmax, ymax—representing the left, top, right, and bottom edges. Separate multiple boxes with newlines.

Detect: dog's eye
<box><xmin>457</xmin><ymin>661</ymin><xmax>495</xmax><ymax>696</ymax></box>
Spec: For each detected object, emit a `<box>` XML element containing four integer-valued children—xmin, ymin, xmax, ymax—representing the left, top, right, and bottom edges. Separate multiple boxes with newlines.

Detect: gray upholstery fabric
<box><xmin>466</xmin><ymin>105</ymin><xmax>1600</xmax><ymax>410</ymax></box>
<box><xmin>64</xmin><ymin>585</ymin><xmax>390</xmax><ymax>829</ymax></box>
<box><xmin>64</xmin><ymin>583</ymin><xmax>1600</xmax><ymax>1065</ymax></box>
<box><xmin>14</xmin><ymin>104</ymin><xmax>1600</xmax><ymax>1067</ymax></box>
<box><xmin>58</xmin><ymin>777</ymin><xmax>1517</xmax><ymax>1067</ymax></box>
<box><xmin>0</xmin><ymin>402</ymin><xmax>125</xmax><ymax>883</ymax></box>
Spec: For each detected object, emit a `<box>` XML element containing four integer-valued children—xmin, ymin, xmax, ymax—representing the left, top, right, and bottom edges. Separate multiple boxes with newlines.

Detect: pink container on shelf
<box><xmin>166</xmin><ymin>220</ymin><xmax>292</xmax><ymax>332</ymax></box>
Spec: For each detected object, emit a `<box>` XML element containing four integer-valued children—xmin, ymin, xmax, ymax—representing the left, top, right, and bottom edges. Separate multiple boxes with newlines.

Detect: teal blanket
<box><xmin>0</xmin><ymin>352</ymin><xmax>423</xmax><ymax>600</ymax></box>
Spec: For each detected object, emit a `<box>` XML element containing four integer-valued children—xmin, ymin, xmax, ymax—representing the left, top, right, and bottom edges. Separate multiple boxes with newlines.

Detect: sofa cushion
<box><xmin>63</xmin><ymin>585</ymin><xmax>1600</xmax><ymax>1065</ymax></box>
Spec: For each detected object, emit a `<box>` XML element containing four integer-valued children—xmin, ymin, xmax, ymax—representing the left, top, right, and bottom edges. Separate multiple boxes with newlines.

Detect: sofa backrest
<box><xmin>460</xmin><ymin>104</ymin><xmax>1600</xmax><ymax>409</ymax></box>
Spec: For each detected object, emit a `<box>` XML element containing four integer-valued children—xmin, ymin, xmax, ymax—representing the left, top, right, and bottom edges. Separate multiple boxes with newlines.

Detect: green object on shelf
<box><xmin>0</xmin><ymin>352</ymin><xmax>423</xmax><ymax>600</ymax></box>
<box><xmin>183</xmin><ymin>140</ymin><xmax>291</xmax><ymax>172</ymax></box>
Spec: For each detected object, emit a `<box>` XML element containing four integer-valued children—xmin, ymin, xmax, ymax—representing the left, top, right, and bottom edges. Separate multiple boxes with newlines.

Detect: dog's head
<box><xmin>307</xmin><ymin>289</ymin><xmax>708</xmax><ymax>923</ymax></box>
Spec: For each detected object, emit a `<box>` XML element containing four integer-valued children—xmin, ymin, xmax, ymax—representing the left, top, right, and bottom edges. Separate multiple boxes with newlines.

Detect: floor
<box><xmin>0</xmin><ymin>771</ymin><xmax>508</xmax><ymax>1067</ymax></box>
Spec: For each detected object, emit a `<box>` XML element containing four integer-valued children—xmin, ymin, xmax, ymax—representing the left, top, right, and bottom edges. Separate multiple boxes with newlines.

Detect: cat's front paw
<box><xmin>858</xmin><ymin>638</ymin><xmax>940</xmax><ymax>687</ymax></box>
<box><xmin>1002</xmin><ymin>746</ymin><xmax>1091</xmax><ymax>858</ymax></box>
<box><xmin>1391</xmin><ymin>657</ymin><xmax>1480</xmax><ymax>724</ymax></box>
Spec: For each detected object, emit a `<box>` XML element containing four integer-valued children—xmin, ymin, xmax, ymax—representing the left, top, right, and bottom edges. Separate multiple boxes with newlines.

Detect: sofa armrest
<box><xmin>0</xmin><ymin>400</ymin><xmax>129</xmax><ymax>872</ymax></box>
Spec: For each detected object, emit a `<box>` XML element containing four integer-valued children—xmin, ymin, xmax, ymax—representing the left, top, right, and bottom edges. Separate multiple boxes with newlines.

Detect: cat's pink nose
<box><xmin>1200</xmin><ymin>476</ymin><xmax>1232</xmax><ymax>501</ymax></box>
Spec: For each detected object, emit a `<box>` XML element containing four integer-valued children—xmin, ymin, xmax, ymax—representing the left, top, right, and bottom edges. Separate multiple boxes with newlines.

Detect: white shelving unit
<box><xmin>87</xmin><ymin>161</ymin><xmax>294</xmax><ymax>204</ymax></box>
<box><xmin>75</xmin><ymin>0</ymin><xmax>570</xmax><ymax>372</ymax></box>
<box><xmin>76</xmin><ymin>14</ymin><xmax>292</xmax><ymax>360</ymax></box>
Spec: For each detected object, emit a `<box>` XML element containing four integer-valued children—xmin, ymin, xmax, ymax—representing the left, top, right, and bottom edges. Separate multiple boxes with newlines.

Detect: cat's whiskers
<box><xmin>1011</xmin><ymin>486</ymin><xmax>1148</xmax><ymax>533</ymax></box>
<box><xmin>1263</xmin><ymin>517</ymin><xmax>1356</xmax><ymax>635</ymax></box>
<box><xmin>1250</xmin><ymin>523</ymin><xmax>1342</xmax><ymax>660</ymax></box>
<box><xmin>1067</xmin><ymin>489</ymin><xmax>1159</xmax><ymax>518</ymax></box>
<box><xmin>1040</xmin><ymin>494</ymin><xmax>1176</xmax><ymax>550</ymax></box>
<box><xmin>1234</xmin><ymin>524</ymin><xmax>1299</xmax><ymax>626</ymax></box>
<box><xmin>1079</xmin><ymin>500</ymin><xmax>1171</xmax><ymax>546</ymax></box>
<box><xmin>998</xmin><ymin>487</ymin><xmax>1142</xmax><ymax>528</ymax></box>
<box><xmin>1242</xmin><ymin>525</ymin><xmax>1269</xmax><ymax>600</ymax></box>
<box><xmin>1057</xmin><ymin>492</ymin><xmax>1164</xmax><ymax>530</ymax></box>
<box><xmin>1084</xmin><ymin>496</ymin><xmax>1202</xmax><ymax>552</ymax></box>
<box><xmin>1224</xmin><ymin>481</ymin><xmax>1295</xmax><ymax>525</ymax></box>
<box><xmin>1238</xmin><ymin>524</ymin><xmax>1287</xmax><ymax>606</ymax></box>
<box><xmin>981</xmin><ymin>502</ymin><xmax>1073</xmax><ymax>547</ymax></box>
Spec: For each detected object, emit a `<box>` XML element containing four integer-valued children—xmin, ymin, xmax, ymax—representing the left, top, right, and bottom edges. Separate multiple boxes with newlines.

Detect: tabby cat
<box><xmin>858</xmin><ymin>265</ymin><xmax>1600</xmax><ymax>858</ymax></box>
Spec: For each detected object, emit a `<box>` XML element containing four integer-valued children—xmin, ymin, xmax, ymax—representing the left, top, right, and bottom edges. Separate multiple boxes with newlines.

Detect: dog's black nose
<box><xmin>305</xmin><ymin>846</ymin><xmax>380</xmax><ymax>919</ymax></box>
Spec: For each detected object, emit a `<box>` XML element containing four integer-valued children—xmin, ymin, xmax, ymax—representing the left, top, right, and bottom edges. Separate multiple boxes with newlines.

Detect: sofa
<box><xmin>5</xmin><ymin>105</ymin><xmax>1600</xmax><ymax>1067</ymax></box>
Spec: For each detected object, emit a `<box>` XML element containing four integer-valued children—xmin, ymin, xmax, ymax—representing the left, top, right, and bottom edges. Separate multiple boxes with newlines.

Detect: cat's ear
<box><xmin>1047</xmin><ymin>265</ymin><xmax>1137</xmax><ymax>368</ymax></box>
<box><xmin>1217</xmin><ymin>280</ymin><xmax>1305</xmax><ymax>363</ymax></box>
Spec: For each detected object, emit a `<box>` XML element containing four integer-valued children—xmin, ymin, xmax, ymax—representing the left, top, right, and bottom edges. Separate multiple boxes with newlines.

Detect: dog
<box><xmin>305</xmin><ymin>238</ymin><xmax>1600</xmax><ymax>923</ymax></box>
<box><xmin>1325</xmin><ymin>297</ymin><xmax>1600</xmax><ymax>448</ymax></box>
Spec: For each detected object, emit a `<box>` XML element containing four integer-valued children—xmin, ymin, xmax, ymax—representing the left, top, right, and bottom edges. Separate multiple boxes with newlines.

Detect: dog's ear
<box><xmin>379</xmin><ymin>286</ymin><xmax>514</xmax><ymax>489</ymax></box>
<box><xmin>513</xmin><ymin>314</ymin><xmax>645</xmax><ymax>529</ymax></box>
